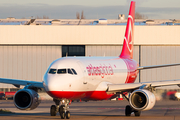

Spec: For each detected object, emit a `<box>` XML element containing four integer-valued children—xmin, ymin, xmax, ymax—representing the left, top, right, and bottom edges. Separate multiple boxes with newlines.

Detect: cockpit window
<box><xmin>49</xmin><ymin>68</ymin><xmax>77</xmax><ymax>75</ymax></box>
<box><xmin>49</xmin><ymin>69</ymin><xmax>57</xmax><ymax>74</ymax></box>
<box><xmin>71</xmin><ymin>69</ymin><xmax>77</xmax><ymax>75</ymax></box>
<box><xmin>57</xmin><ymin>69</ymin><xmax>67</xmax><ymax>74</ymax></box>
<box><xmin>68</xmin><ymin>69</ymin><xmax>73</xmax><ymax>75</ymax></box>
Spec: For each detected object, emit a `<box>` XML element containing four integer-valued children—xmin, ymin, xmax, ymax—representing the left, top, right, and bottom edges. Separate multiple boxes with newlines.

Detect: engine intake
<box><xmin>14</xmin><ymin>89</ymin><xmax>41</xmax><ymax>110</ymax></box>
<box><xmin>129</xmin><ymin>89</ymin><xmax>156</xmax><ymax>111</ymax></box>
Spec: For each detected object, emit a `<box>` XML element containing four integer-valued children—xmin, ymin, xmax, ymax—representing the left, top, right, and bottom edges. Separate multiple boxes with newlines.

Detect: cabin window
<box><xmin>57</xmin><ymin>69</ymin><xmax>67</xmax><ymax>74</ymax></box>
<box><xmin>49</xmin><ymin>69</ymin><xmax>57</xmax><ymax>74</ymax></box>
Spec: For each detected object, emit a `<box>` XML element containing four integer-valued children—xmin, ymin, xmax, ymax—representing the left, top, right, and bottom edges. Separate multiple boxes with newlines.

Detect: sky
<box><xmin>0</xmin><ymin>0</ymin><xmax>180</xmax><ymax>19</ymax></box>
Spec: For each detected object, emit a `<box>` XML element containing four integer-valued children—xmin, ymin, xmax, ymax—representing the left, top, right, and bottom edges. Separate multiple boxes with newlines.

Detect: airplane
<box><xmin>1</xmin><ymin>1</ymin><xmax>180</xmax><ymax>119</ymax></box>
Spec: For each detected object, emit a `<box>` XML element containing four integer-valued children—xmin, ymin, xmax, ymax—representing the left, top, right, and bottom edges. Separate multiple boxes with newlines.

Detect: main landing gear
<box><xmin>121</xmin><ymin>93</ymin><xmax>141</xmax><ymax>117</ymax></box>
<box><xmin>125</xmin><ymin>105</ymin><xmax>141</xmax><ymax>117</ymax></box>
<box><xmin>50</xmin><ymin>99</ymin><xmax>70</xmax><ymax>119</ymax></box>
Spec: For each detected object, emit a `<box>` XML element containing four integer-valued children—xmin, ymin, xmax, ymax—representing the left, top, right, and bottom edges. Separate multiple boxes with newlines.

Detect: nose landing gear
<box><xmin>50</xmin><ymin>98</ymin><xmax>71</xmax><ymax>119</ymax></box>
<box><xmin>59</xmin><ymin>99</ymin><xmax>70</xmax><ymax>119</ymax></box>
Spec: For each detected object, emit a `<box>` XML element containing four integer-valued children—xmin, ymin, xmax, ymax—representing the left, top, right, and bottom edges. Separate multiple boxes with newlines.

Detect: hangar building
<box><xmin>0</xmin><ymin>18</ymin><xmax>180</xmax><ymax>91</ymax></box>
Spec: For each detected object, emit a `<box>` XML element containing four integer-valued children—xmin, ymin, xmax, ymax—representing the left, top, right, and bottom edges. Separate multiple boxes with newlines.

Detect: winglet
<box><xmin>120</xmin><ymin>1</ymin><xmax>135</xmax><ymax>59</ymax></box>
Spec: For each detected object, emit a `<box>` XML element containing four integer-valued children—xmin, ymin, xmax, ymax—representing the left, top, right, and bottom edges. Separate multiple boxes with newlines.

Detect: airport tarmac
<box><xmin>1</xmin><ymin>100</ymin><xmax>180</xmax><ymax>120</ymax></box>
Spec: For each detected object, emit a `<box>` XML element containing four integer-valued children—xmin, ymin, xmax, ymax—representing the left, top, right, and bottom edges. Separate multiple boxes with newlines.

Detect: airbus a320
<box><xmin>1</xmin><ymin>1</ymin><xmax>180</xmax><ymax>119</ymax></box>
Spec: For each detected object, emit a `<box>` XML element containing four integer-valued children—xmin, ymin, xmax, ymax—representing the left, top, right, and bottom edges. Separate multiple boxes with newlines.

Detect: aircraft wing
<box><xmin>0</xmin><ymin>78</ymin><xmax>44</xmax><ymax>88</ymax></box>
<box><xmin>107</xmin><ymin>79</ymin><xmax>180</xmax><ymax>93</ymax></box>
<box><xmin>137</xmin><ymin>63</ymin><xmax>180</xmax><ymax>70</ymax></box>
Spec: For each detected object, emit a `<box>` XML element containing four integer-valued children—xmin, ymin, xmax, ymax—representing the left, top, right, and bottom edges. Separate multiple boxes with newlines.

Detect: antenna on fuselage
<box><xmin>66</xmin><ymin>52</ymin><xmax>68</xmax><ymax>57</ymax></box>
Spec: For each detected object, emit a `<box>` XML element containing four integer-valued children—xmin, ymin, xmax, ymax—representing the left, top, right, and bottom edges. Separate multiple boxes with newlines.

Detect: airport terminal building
<box><xmin>0</xmin><ymin>18</ymin><xmax>180</xmax><ymax>91</ymax></box>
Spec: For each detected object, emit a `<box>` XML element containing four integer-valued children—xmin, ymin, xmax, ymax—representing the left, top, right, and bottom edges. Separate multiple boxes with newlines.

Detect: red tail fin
<box><xmin>120</xmin><ymin>1</ymin><xmax>135</xmax><ymax>59</ymax></box>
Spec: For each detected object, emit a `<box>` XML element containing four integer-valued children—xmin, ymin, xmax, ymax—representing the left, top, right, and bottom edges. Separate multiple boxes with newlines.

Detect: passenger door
<box><xmin>77</xmin><ymin>61</ymin><xmax>87</xmax><ymax>84</ymax></box>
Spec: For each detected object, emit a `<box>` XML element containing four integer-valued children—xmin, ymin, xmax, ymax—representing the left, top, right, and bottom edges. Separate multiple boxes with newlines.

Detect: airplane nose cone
<box><xmin>43</xmin><ymin>74</ymin><xmax>75</xmax><ymax>99</ymax></box>
<box><xmin>43</xmin><ymin>75</ymin><xmax>58</xmax><ymax>92</ymax></box>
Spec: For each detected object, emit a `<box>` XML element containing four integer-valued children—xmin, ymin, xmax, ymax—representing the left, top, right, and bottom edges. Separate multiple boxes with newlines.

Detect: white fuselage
<box><xmin>43</xmin><ymin>57</ymin><xmax>138</xmax><ymax>100</ymax></box>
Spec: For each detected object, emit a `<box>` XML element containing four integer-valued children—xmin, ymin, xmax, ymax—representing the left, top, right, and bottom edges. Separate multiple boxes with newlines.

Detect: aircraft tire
<box><xmin>50</xmin><ymin>105</ymin><xmax>56</xmax><ymax>116</ymax></box>
<box><xmin>59</xmin><ymin>105</ymin><xmax>65</xmax><ymax>119</ymax></box>
<box><xmin>66</xmin><ymin>111</ymin><xmax>70</xmax><ymax>119</ymax></box>
<box><xmin>60</xmin><ymin>112</ymin><xmax>65</xmax><ymax>119</ymax></box>
<box><xmin>125</xmin><ymin>105</ymin><xmax>132</xmax><ymax>116</ymax></box>
<box><xmin>134</xmin><ymin>110</ymin><xmax>141</xmax><ymax>116</ymax></box>
<box><xmin>59</xmin><ymin>105</ymin><xmax>65</xmax><ymax>112</ymax></box>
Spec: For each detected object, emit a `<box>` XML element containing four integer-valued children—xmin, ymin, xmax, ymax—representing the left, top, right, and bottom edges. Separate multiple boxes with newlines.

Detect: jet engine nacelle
<box><xmin>129</xmin><ymin>89</ymin><xmax>156</xmax><ymax>111</ymax></box>
<box><xmin>13</xmin><ymin>89</ymin><xmax>41</xmax><ymax>110</ymax></box>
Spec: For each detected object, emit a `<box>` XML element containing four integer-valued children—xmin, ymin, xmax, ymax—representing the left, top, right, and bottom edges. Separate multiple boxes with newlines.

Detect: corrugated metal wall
<box><xmin>0</xmin><ymin>46</ymin><xmax>62</xmax><ymax>88</ymax></box>
<box><xmin>0</xmin><ymin>45</ymin><xmax>180</xmax><ymax>88</ymax></box>
<box><xmin>1</xmin><ymin>45</ymin><xmax>180</xmax><ymax>88</ymax></box>
<box><xmin>140</xmin><ymin>46</ymin><xmax>180</xmax><ymax>83</ymax></box>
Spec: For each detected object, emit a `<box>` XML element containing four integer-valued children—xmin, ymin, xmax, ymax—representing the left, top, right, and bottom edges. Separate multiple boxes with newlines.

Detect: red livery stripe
<box><xmin>47</xmin><ymin>91</ymin><xmax>116</xmax><ymax>100</ymax></box>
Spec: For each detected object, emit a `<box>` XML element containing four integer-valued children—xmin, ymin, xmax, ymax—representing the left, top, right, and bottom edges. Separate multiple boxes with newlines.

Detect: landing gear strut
<box><xmin>59</xmin><ymin>99</ymin><xmax>70</xmax><ymax>119</ymax></box>
<box><xmin>125</xmin><ymin>105</ymin><xmax>141</xmax><ymax>117</ymax></box>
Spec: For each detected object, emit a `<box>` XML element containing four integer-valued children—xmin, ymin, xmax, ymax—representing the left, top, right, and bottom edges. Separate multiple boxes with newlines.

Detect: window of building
<box><xmin>62</xmin><ymin>45</ymin><xmax>85</xmax><ymax>57</ymax></box>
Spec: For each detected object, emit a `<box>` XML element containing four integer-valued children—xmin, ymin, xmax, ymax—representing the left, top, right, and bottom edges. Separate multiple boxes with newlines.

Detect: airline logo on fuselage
<box><xmin>86</xmin><ymin>64</ymin><xmax>114</xmax><ymax>78</ymax></box>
